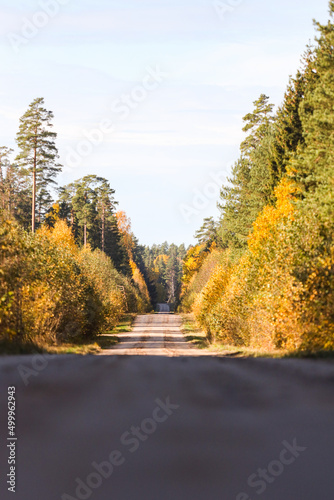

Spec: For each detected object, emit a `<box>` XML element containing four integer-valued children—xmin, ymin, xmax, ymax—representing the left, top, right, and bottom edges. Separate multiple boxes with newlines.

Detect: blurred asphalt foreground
<box><xmin>1</xmin><ymin>317</ymin><xmax>334</xmax><ymax>499</ymax></box>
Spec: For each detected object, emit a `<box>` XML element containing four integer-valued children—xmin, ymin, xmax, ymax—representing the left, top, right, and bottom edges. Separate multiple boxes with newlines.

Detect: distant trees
<box><xmin>142</xmin><ymin>243</ymin><xmax>186</xmax><ymax>307</ymax></box>
<box><xmin>56</xmin><ymin>176</ymin><xmax>137</xmax><ymax>276</ymax></box>
<box><xmin>60</xmin><ymin>175</ymin><xmax>116</xmax><ymax>247</ymax></box>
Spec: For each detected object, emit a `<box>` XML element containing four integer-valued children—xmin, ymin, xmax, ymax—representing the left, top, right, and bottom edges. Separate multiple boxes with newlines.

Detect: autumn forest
<box><xmin>2</xmin><ymin>3</ymin><xmax>334</xmax><ymax>355</ymax></box>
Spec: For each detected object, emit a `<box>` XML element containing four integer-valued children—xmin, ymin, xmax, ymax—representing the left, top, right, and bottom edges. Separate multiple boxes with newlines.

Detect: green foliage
<box><xmin>143</xmin><ymin>242</ymin><xmax>186</xmax><ymax>307</ymax></box>
<box><xmin>194</xmin><ymin>217</ymin><xmax>221</xmax><ymax>245</ymax></box>
<box><xmin>218</xmin><ymin>95</ymin><xmax>276</xmax><ymax>251</ymax></box>
<box><xmin>58</xmin><ymin>176</ymin><xmax>133</xmax><ymax>276</ymax></box>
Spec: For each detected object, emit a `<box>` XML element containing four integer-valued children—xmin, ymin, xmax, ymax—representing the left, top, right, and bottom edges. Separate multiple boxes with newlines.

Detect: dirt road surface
<box><xmin>100</xmin><ymin>313</ymin><xmax>213</xmax><ymax>356</ymax></box>
<box><xmin>1</xmin><ymin>314</ymin><xmax>334</xmax><ymax>500</ymax></box>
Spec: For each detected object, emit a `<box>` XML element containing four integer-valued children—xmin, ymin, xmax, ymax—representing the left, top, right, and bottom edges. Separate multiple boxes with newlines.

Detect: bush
<box><xmin>0</xmin><ymin>218</ymin><xmax>149</xmax><ymax>346</ymax></box>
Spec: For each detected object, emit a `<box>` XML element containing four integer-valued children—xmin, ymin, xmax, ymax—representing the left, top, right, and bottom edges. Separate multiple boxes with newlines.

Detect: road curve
<box><xmin>100</xmin><ymin>313</ymin><xmax>213</xmax><ymax>356</ymax></box>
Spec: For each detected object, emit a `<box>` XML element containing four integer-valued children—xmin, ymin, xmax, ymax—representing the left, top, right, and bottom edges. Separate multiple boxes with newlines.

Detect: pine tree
<box><xmin>16</xmin><ymin>97</ymin><xmax>61</xmax><ymax>232</ymax></box>
<box><xmin>95</xmin><ymin>177</ymin><xmax>117</xmax><ymax>252</ymax></box>
<box><xmin>195</xmin><ymin>217</ymin><xmax>219</xmax><ymax>245</ymax></box>
<box><xmin>71</xmin><ymin>178</ymin><xmax>96</xmax><ymax>247</ymax></box>
<box><xmin>57</xmin><ymin>183</ymin><xmax>77</xmax><ymax>227</ymax></box>
<box><xmin>218</xmin><ymin>95</ymin><xmax>275</xmax><ymax>251</ymax></box>
<box><xmin>241</xmin><ymin>94</ymin><xmax>275</xmax><ymax>155</ymax></box>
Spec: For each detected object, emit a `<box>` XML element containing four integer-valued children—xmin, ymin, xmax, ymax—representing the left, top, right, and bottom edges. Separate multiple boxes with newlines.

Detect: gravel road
<box><xmin>0</xmin><ymin>314</ymin><xmax>334</xmax><ymax>500</ymax></box>
<box><xmin>100</xmin><ymin>313</ymin><xmax>212</xmax><ymax>356</ymax></box>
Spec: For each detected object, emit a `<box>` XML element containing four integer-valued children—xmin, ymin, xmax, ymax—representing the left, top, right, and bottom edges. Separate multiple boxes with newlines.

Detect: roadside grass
<box><xmin>180</xmin><ymin>313</ymin><xmax>334</xmax><ymax>359</ymax></box>
<box><xmin>180</xmin><ymin>314</ymin><xmax>210</xmax><ymax>349</ymax></box>
<box><xmin>0</xmin><ymin>314</ymin><xmax>136</xmax><ymax>355</ymax></box>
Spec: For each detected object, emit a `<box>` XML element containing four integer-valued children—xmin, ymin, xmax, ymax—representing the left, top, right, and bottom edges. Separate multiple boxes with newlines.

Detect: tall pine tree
<box><xmin>16</xmin><ymin>98</ymin><xmax>61</xmax><ymax>232</ymax></box>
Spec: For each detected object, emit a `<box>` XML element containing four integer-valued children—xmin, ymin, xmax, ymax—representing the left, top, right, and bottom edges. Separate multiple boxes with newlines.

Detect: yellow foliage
<box><xmin>182</xmin><ymin>243</ymin><xmax>213</xmax><ymax>287</ymax></box>
<box><xmin>248</xmin><ymin>178</ymin><xmax>297</xmax><ymax>255</ymax></box>
<box><xmin>129</xmin><ymin>259</ymin><xmax>151</xmax><ymax>310</ymax></box>
<box><xmin>187</xmin><ymin>179</ymin><xmax>304</xmax><ymax>351</ymax></box>
<box><xmin>116</xmin><ymin>210</ymin><xmax>134</xmax><ymax>258</ymax></box>
<box><xmin>38</xmin><ymin>219</ymin><xmax>78</xmax><ymax>255</ymax></box>
<box><xmin>0</xmin><ymin>216</ymin><xmax>149</xmax><ymax>344</ymax></box>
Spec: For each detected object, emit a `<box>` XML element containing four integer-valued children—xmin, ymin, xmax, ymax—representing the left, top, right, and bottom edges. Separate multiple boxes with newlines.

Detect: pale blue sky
<box><xmin>0</xmin><ymin>0</ymin><xmax>331</xmax><ymax>245</ymax></box>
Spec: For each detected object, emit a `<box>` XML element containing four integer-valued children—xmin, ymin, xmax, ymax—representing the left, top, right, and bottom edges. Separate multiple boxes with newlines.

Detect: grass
<box><xmin>180</xmin><ymin>314</ymin><xmax>210</xmax><ymax>349</ymax></box>
<box><xmin>209</xmin><ymin>343</ymin><xmax>288</xmax><ymax>359</ymax></box>
<box><xmin>181</xmin><ymin>313</ymin><xmax>334</xmax><ymax>359</ymax></box>
<box><xmin>0</xmin><ymin>314</ymin><xmax>136</xmax><ymax>355</ymax></box>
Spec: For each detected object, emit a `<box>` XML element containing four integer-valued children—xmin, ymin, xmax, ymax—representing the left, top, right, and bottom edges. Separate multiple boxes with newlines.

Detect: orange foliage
<box><xmin>116</xmin><ymin>210</ymin><xmax>131</xmax><ymax>234</ymax></box>
<box><xmin>116</xmin><ymin>210</ymin><xmax>134</xmax><ymax>257</ymax></box>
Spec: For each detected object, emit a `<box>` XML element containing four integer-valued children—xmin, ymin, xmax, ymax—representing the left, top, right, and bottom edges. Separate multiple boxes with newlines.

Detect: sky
<box><xmin>0</xmin><ymin>0</ymin><xmax>331</xmax><ymax>246</ymax></box>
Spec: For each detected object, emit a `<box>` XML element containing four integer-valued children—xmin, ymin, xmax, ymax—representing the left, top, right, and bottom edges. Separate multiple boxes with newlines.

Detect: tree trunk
<box><xmin>0</xmin><ymin>165</ymin><xmax>4</xmax><ymax>210</ymax></box>
<box><xmin>84</xmin><ymin>222</ymin><xmax>87</xmax><ymax>247</ymax></box>
<box><xmin>102</xmin><ymin>205</ymin><xmax>105</xmax><ymax>253</ymax></box>
<box><xmin>32</xmin><ymin>140</ymin><xmax>37</xmax><ymax>233</ymax></box>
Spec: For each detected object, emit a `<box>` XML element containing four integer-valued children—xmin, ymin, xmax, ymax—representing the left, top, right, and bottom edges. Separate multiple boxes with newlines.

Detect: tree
<box><xmin>57</xmin><ymin>176</ymin><xmax>130</xmax><ymax>273</ymax></box>
<box><xmin>16</xmin><ymin>97</ymin><xmax>61</xmax><ymax>232</ymax></box>
<box><xmin>71</xmin><ymin>178</ymin><xmax>96</xmax><ymax>247</ymax></box>
<box><xmin>104</xmin><ymin>215</ymin><xmax>132</xmax><ymax>276</ymax></box>
<box><xmin>195</xmin><ymin>217</ymin><xmax>219</xmax><ymax>245</ymax></box>
<box><xmin>241</xmin><ymin>94</ymin><xmax>275</xmax><ymax>156</ymax></box>
<box><xmin>0</xmin><ymin>147</ymin><xmax>13</xmax><ymax>211</ymax></box>
<box><xmin>116</xmin><ymin>210</ymin><xmax>135</xmax><ymax>258</ymax></box>
<box><xmin>95</xmin><ymin>178</ymin><xmax>117</xmax><ymax>253</ymax></box>
<box><xmin>57</xmin><ymin>183</ymin><xmax>77</xmax><ymax>227</ymax></box>
<box><xmin>218</xmin><ymin>95</ymin><xmax>275</xmax><ymax>251</ymax></box>
<box><xmin>0</xmin><ymin>147</ymin><xmax>31</xmax><ymax>225</ymax></box>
